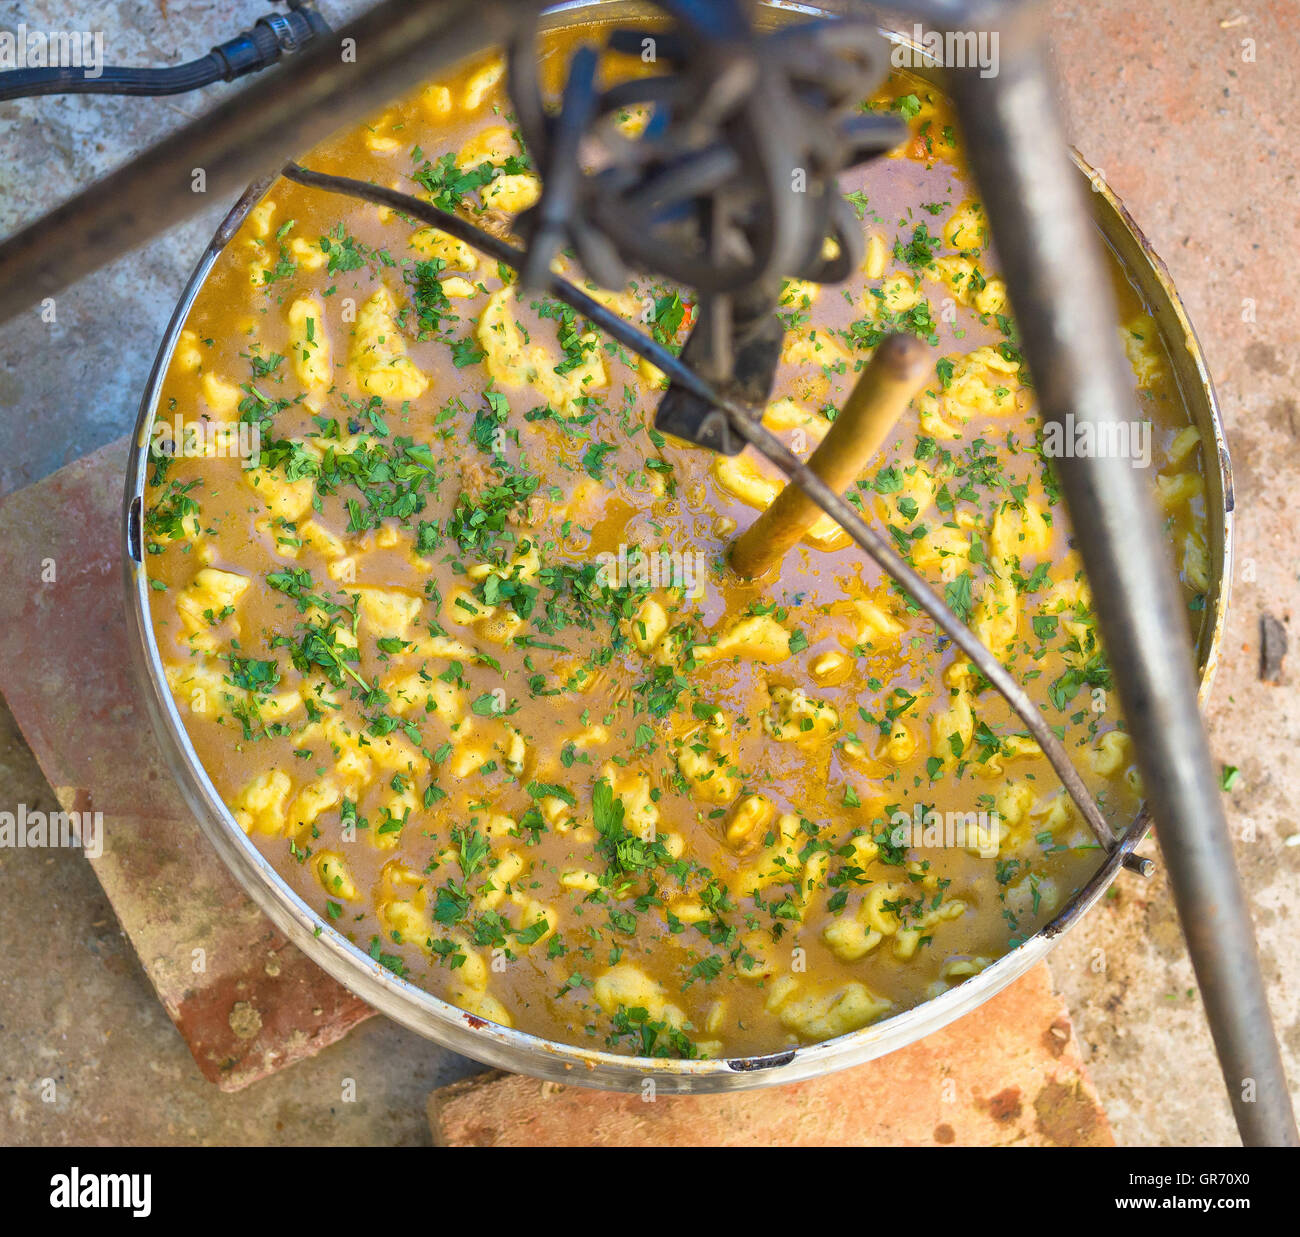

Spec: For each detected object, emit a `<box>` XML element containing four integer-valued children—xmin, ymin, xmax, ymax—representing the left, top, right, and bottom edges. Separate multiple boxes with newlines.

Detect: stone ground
<box><xmin>1</xmin><ymin>0</ymin><xmax>1297</xmax><ymax>1145</ymax></box>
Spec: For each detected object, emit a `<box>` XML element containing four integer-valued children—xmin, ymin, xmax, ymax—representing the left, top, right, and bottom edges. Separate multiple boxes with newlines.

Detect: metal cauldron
<box><xmin>122</xmin><ymin>1</ymin><xmax>1232</xmax><ymax>1093</ymax></box>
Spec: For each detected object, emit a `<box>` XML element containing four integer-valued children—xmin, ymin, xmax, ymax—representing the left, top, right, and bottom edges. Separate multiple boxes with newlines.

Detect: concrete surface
<box><xmin>1046</xmin><ymin>0</ymin><xmax>1300</xmax><ymax>1146</ymax></box>
<box><xmin>0</xmin><ymin>0</ymin><xmax>1297</xmax><ymax>1145</ymax></box>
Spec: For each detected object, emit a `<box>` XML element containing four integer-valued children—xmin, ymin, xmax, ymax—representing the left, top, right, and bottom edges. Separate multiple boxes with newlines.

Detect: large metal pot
<box><xmin>121</xmin><ymin>1</ymin><xmax>1232</xmax><ymax>1093</ymax></box>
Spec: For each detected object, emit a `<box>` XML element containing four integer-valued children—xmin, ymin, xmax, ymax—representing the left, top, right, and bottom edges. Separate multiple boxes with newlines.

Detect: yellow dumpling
<box><xmin>349</xmin><ymin>287</ymin><xmax>430</xmax><ymax>401</ymax></box>
<box><xmin>244</xmin><ymin>465</ymin><xmax>315</xmax><ymax>523</ymax></box>
<box><xmin>918</xmin><ymin>345</ymin><xmax>1022</xmax><ymax>439</ymax></box>
<box><xmin>200</xmin><ymin>371</ymin><xmax>241</xmax><ymax>418</ymax></box>
<box><xmin>290</xmin><ymin>779</ymin><xmax>343</xmax><ymax>839</ymax></box>
<box><xmin>713</xmin><ymin>452</ymin><xmax>781</xmax><ymax>510</ymax></box>
<box><xmin>176</xmin><ymin>568</ymin><xmax>251</xmax><ymax>650</ymax></box>
<box><xmin>942</xmin><ymin>199</ymin><xmax>988</xmax><ymax>251</ymax></box>
<box><xmin>315</xmin><ymin>849</ymin><xmax>359</xmax><ymax>902</ymax></box>
<box><xmin>1122</xmin><ymin>315</ymin><xmax>1165</xmax><ymax>388</ymax></box>
<box><xmin>356</xmin><ymin>586</ymin><xmax>423</xmax><ymax>641</ymax></box>
<box><xmin>766</xmin><ymin>978</ymin><xmax>891</xmax><ymax>1040</ymax></box>
<box><xmin>476</xmin><ymin>287</ymin><xmax>607</xmax><ymax>413</ymax></box>
<box><xmin>674</xmin><ymin>739</ymin><xmax>741</xmax><ymax>806</ymax></box>
<box><xmin>763</xmin><ymin>685</ymin><xmax>840</xmax><ymax>744</ymax></box>
<box><xmin>693</xmin><ymin>613</ymin><xmax>791</xmax><ymax>664</ymax></box>
<box><xmin>593</xmin><ymin>963</ymin><xmax>686</xmax><ymax>1027</ymax></box>
<box><xmin>931</xmin><ymin>685</ymin><xmax>974</xmax><ymax>769</ymax></box>
<box><xmin>482</xmin><ymin>173</ymin><xmax>542</xmax><ymax>214</ymax></box>
<box><xmin>990</xmin><ymin>499</ymin><xmax>1053</xmax><ymax>567</ymax></box>
<box><xmin>409</xmin><ymin>227</ymin><xmax>478</xmax><ymax>271</ymax></box>
<box><xmin>231</xmin><ymin>769</ymin><xmax>292</xmax><ymax>836</ymax></box>
<box><xmin>287</xmin><ymin>294</ymin><xmax>333</xmax><ymax>395</ymax></box>
<box><xmin>972</xmin><ymin>574</ymin><xmax>1019</xmax><ymax>658</ymax></box>
<box><xmin>460</xmin><ymin>59</ymin><xmax>505</xmax><ymax>112</ymax></box>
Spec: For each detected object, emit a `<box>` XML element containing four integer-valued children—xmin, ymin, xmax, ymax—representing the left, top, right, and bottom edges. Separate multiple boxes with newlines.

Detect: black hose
<box><xmin>0</xmin><ymin>5</ymin><xmax>329</xmax><ymax>103</ymax></box>
<box><xmin>0</xmin><ymin>59</ymin><xmax>225</xmax><ymax>101</ymax></box>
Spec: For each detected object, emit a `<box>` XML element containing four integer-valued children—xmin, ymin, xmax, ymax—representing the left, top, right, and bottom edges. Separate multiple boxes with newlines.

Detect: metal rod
<box><xmin>282</xmin><ymin>160</ymin><xmax>1120</xmax><ymax>853</ymax></box>
<box><xmin>729</xmin><ymin>331</ymin><xmax>931</xmax><ymax>578</ymax></box>
<box><xmin>0</xmin><ymin>0</ymin><xmax>541</xmax><ymax>322</ymax></box>
<box><xmin>941</xmin><ymin>5</ymin><xmax>1297</xmax><ymax>1145</ymax></box>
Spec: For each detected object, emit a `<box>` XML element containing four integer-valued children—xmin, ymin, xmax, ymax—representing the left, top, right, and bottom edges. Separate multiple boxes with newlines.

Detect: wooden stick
<box><xmin>729</xmin><ymin>332</ymin><xmax>934</xmax><ymax>578</ymax></box>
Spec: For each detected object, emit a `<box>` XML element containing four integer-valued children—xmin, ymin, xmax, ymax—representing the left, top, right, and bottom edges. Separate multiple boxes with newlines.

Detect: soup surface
<box><xmin>143</xmin><ymin>26</ymin><xmax>1210</xmax><ymax>1059</ymax></box>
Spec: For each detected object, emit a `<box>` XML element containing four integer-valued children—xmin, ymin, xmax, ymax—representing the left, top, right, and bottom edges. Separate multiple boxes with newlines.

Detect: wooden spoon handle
<box><xmin>729</xmin><ymin>332</ymin><xmax>934</xmax><ymax>579</ymax></box>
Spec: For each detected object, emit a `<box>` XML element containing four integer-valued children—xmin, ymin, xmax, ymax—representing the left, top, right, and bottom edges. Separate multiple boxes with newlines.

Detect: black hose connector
<box><xmin>213</xmin><ymin>6</ymin><xmax>325</xmax><ymax>82</ymax></box>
